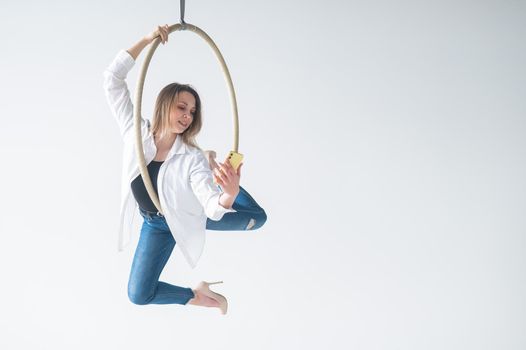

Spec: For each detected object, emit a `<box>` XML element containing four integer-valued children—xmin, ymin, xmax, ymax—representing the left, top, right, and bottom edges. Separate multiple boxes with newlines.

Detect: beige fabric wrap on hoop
<box><xmin>133</xmin><ymin>23</ymin><xmax>240</xmax><ymax>215</ymax></box>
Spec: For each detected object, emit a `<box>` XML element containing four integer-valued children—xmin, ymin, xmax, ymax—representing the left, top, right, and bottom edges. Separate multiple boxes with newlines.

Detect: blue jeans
<box><xmin>205</xmin><ymin>185</ymin><xmax>267</xmax><ymax>230</ymax></box>
<box><xmin>127</xmin><ymin>186</ymin><xmax>266</xmax><ymax>305</ymax></box>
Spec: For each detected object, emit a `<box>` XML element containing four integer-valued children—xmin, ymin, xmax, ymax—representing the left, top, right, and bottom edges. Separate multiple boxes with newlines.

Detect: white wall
<box><xmin>1</xmin><ymin>0</ymin><xmax>525</xmax><ymax>349</ymax></box>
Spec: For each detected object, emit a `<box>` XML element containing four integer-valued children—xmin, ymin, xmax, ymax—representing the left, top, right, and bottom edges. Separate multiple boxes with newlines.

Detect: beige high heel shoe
<box><xmin>192</xmin><ymin>281</ymin><xmax>228</xmax><ymax>315</ymax></box>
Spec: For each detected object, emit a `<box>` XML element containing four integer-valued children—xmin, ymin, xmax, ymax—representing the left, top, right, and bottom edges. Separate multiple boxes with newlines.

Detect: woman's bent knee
<box><xmin>128</xmin><ymin>286</ymin><xmax>153</xmax><ymax>305</ymax></box>
<box><xmin>248</xmin><ymin>210</ymin><xmax>267</xmax><ymax>230</ymax></box>
<box><xmin>128</xmin><ymin>292</ymin><xmax>151</xmax><ymax>305</ymax></box>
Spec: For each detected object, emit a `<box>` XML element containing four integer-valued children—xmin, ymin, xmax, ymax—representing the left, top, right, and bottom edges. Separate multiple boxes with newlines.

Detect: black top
<box><xmin>131</xmin><ymin>160</ymin><xmax>164</xmax><ymax>212</ymax></box>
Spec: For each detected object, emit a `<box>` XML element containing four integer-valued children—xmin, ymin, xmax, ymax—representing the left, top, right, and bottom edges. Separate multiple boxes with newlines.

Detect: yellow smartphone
<box><xmin>228</xmin><ymin>151</ymin><xmax>244</xmax><ymax>171</ymax></box>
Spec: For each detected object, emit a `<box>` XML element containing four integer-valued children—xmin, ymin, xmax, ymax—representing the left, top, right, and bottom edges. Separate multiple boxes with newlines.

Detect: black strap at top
<box><xmin>180</xmin><ymin>0</ymin><xmax>186</xmax><ymax>24</ymax></box>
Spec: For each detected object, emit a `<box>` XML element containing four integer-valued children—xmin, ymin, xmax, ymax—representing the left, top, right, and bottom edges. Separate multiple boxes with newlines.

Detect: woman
<box><xmin>103</xmin><ymin>25</ymin><xmax>267</xmax><ymax>314</ymax></box>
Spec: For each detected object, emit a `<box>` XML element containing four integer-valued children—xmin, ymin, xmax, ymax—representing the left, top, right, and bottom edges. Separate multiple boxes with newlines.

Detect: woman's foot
<box><xmin>187</xmin><ymin>281</ymin><xmax>228</xmax><ymax>314</ymax></box>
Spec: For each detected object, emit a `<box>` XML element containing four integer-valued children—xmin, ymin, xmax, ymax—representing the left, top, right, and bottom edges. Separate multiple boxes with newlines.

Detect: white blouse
<box><xmin>103</xmin><ymin>50</ymin><xmax>236</xmax><ymax>268</ymax></box>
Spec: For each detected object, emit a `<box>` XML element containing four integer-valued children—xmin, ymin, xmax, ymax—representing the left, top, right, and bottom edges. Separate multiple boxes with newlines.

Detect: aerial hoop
<box><xmin>133</xmin><ymin>22</ymin><xmax>240</xmax><ymax>215</ymax></box>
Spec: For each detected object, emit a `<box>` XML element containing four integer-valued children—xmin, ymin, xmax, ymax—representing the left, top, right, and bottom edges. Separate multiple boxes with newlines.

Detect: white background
<box><xmin>0</xmin><ymin>0</ymin><xmax>525</xmax><ymax>349</ymax></box>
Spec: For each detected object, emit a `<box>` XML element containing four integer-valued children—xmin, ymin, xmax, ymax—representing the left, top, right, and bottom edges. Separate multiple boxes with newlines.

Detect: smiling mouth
<box><xmin>178</xmin><ymin>121</ymin><xmax>188</xmax><ymax>127</ymax></box>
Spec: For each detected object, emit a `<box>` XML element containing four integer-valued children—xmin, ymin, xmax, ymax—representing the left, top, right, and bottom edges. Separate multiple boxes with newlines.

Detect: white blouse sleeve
<box><xmin>102</xmin><ymin>50</ymin><xmax>148</xmax><ymax>138</ymax></box>
<box><xmin>189</xmin><ymin>152</ymin><xmax>237</xmax><ymax>221</ymax></box>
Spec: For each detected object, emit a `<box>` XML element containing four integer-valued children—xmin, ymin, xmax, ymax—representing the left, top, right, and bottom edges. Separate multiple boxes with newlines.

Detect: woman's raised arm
<box><xmin>127</xmin><ymin>24</ymin><xmax>169</xmax><ymax>60</ymax></box>
<box><xmin>103</xmin><ymin>25</ymin><xmax>170</xmax><ymax>138</ymax></box>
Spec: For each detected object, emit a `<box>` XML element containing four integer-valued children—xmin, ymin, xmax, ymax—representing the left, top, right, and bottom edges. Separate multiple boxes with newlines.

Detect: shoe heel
<box><xmin>206</xmin><ymin>281</ymin><xmax>223</xmax><ymax>286</ymax></box>
<box><xmin>196</xmin><ymin>281</ymin><xmax>228</xmax><ymax>315</ymax></box>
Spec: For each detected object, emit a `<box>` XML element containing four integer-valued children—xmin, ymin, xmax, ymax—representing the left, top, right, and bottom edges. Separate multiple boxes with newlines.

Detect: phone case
<box><xmin>228</xmin><ymin>151</ymin><xmax>244</xmax><ymax>171</ymax></box>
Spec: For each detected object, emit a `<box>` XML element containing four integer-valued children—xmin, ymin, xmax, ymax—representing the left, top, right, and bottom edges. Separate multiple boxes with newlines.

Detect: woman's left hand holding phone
<box><xmin>216</xmin><ymin>159</ymin><xmax>243</xmax><ymax>209</ymax></box>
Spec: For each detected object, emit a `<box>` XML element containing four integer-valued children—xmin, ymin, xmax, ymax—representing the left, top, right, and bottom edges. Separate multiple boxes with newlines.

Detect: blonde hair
<box><xmin>150</xmin><ymin>83</ymin><xmax>203</xmax><ymax>150</ymax></box>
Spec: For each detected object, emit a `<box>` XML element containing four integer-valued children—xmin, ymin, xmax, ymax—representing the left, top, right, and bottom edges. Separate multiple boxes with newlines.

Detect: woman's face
<box><xmin>169</xmin><ymin>91</ymin><xmax>196</xmax><ymax>134</ymax></box>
